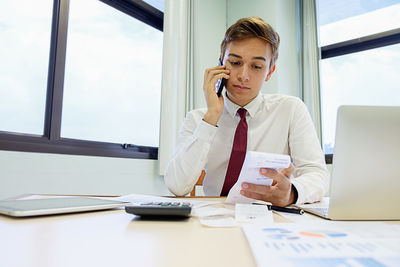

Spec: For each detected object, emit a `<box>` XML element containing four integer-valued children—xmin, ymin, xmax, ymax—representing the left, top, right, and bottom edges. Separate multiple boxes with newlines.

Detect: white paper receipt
<box><xmin>226</xmin><ymin>151</ymin><xmax>291</xmax><ymax>204</ymax></box>
<box><xmin>235</xmin><ymin>204</ymin><xmax>273</xmax><ymax>224</ymax></box>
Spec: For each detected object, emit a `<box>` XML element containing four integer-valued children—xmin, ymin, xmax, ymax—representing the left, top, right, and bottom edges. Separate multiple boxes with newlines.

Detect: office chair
<box><xmin>190</xmin><ymin>170</ymin><xmax>206</xmax><ymax>197</ymax></box>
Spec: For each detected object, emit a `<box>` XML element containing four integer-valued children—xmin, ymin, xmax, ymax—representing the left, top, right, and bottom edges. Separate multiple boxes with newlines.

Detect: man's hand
<box><xmin>240</xmin><ymin>164</ymin><xmax>296</xmax><ymax>207</ymax></box>
<box><xmin>202</xmin><ymin>65</ymin><xmax>230</xmax><ymax>126</ymax></box>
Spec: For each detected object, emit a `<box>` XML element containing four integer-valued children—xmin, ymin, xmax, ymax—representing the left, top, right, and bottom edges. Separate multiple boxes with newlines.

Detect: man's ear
<box><xmin>265</xmin><ymin>64</ymin><xmax>276</xmax><ymax>82</ymax></box>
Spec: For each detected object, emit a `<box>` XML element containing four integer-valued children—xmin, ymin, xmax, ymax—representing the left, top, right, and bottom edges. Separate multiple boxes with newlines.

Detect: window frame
<box><xmin>321</xmin><ymin>28</ymin><xmax>400</xmax><ymax>59</ymax></box>
<box><xmin>318</xmin><ymin>12</ymin><xmax>400</xmax><ymax>165</ymax></box>
<box><xmin>0</xmin><ymin>0</ymin><xmax>163</xmax><ymax>160</ymax></box>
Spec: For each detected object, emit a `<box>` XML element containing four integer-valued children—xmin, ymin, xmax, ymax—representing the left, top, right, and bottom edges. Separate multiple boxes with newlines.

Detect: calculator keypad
<box><xmin>125</xmin><ymin>202</ymin><xmax>192</xmax><ymax>217</ymax></box>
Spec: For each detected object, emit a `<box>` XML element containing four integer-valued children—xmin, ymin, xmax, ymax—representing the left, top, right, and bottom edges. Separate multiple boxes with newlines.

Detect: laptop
<box><xmin>300</xmin><ymin>105</ymin><xmax>400</xmax><ymax>220</ymax></box>
<box><xmin>0</xmin><ymin>197</ymin><xmax>128</xmax><ymax>217</ymax></box>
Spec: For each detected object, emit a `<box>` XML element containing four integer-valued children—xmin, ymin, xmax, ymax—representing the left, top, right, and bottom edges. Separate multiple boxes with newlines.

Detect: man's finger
<box><xmin>259</xmin><ymin>168</ymin><xmax>285</xmax><ymax>184</ymax></box>
<box><xmin>279</xmin><ymin>164</ymin><xmax>294</xmax><ymax>178</ymax></box>
<box><xmin>242</xmin><ymin>182</ymin><xmax>273</xmax><ymax>195</ymax></box>
<box><xmin>209</xmin><ymin>73</ymin><xmax>230</xmax><ymax>87</ymax></box>
<box><xmin>206</xmin><ymin>68</ymin><xmax>229</xmax><ymax>81</ymax></box>
<box><xmin>240</xmin><ymin>189</ymin><xmax>270</xmax><ymax>203</ymax></box>
<box><xmin>259</xmin><ymin>168</ymin><xmax>276</xmax><ymax>177</ymax></box>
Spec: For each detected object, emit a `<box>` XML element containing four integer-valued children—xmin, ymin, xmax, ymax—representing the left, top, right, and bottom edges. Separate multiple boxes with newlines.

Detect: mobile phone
<box><xmin>215</xmin><ymin>59</ymin><xmax>226</xmax><ymax>97</ymax></box>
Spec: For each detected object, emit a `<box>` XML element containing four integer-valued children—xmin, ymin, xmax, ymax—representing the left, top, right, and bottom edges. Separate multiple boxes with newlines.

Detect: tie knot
<box><xmin>237</xmin><ymin>108</ymin><xmax>247</xmax><ymax>119</ymax></box>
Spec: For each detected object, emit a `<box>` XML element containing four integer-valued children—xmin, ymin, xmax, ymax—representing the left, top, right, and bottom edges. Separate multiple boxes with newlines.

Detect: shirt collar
<box><xmin>223</xmin><ymin>92</ymin><xmax>263</xmax><ymax>118</ymax></box>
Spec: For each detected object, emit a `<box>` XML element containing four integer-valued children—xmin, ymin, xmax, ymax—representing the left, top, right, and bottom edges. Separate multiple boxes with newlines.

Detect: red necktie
<box><xmin>221</xmin><ymin>108</ymin><xmax>248</xmax><ymax>196</ymax></box>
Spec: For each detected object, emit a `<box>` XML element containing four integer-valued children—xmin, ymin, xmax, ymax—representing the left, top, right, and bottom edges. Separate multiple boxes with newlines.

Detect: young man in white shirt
<box><xmin>165</xmin><ymin>17</ymin><xmax>328</xmax><ymax>206</ymax></box>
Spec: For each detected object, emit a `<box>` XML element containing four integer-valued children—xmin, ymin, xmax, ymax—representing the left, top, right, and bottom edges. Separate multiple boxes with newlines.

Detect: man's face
<box><xmin>223</xmin><ymin>37</ymin><xmax>273</xmax><ymax>107</ymax></box>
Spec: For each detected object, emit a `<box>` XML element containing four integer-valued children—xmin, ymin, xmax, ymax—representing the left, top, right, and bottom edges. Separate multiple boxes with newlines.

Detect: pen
<box><xmin>268</xmin><ymin>205</ymin><xmax>304</xmax><ymax>215</ymax></box>
<box><xmin>253</xmin><ymin>203</ymin><xmax>304</xmax><ymax>215</ymax></box>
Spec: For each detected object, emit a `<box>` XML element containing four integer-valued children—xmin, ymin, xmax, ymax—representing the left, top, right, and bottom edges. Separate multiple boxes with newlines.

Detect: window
<box><xmin>62</xmin><ymin>0</ymin><xmax>163</xmax><ymax>147</ymax></box>
<box><xmin>317</xmin><ymin>0</ymin><xmax>400</xmax><ymax>154</ymax></box>
<box><xmin>0</xmin><ymin>0</ymin><xmax>164</xmax><ymax>159</ymax></box>
<box><xmin>0</xmin><ymin>0</ymin><xmax>53</xmax><ymax>135</ymax></box>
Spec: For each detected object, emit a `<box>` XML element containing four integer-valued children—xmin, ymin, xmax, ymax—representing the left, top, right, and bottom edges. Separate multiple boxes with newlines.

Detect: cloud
<box><xmin>61</xmin><ymin>0</ymin><xmax>163</xmax><ymax>146</ymax></box>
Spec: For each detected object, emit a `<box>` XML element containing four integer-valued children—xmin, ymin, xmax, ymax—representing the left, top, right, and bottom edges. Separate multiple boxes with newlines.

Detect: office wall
<box><xmin>192</xmin><ymin>0</ymin><xmax>227</xmax><ymax>109</ymax></box>
<box><xmin>0</xmin><ymin>150</ymin><xmax>170</xmax><ymax>199</ymax></box>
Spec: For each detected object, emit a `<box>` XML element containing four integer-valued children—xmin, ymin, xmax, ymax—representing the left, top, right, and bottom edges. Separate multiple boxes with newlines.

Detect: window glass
<box><xmin>143</xmin><ymin>0</ymin><xmax>165</xmax><ymax>12</ymax></box>
<box><xmin>0</xmin><ymin>0</ymin><xmax>52</xmax><ymax>134</ymax></box>
<box><xmin>62</xmin><ymin>0</ymin><xmax>163</xmax><ymax>147</ymax></box>
<box><xmin>317</xmin><ymin>0</ymin><xmax>400</xmax><ymax>46</ymax></box>
<box><xmin>320</xmin><ymin>44</ymin><xmax>400</xmax><ymax>153</ymax></box>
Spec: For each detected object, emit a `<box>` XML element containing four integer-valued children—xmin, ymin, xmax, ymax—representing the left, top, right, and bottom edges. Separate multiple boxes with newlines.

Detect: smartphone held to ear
<box><xmin>216</xmin><ymin>59</ymin><xmax>226</xmax><ymax>97</ymax></box>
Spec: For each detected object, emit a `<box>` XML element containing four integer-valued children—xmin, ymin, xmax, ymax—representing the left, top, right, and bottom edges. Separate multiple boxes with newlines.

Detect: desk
<box><xmin>0</xmin><ymin>197</ymin><xmax>268</xmax><ymax>267</ymax></box>
<box><xmin>1</xmin><ymin>196</ymin><xmax>398</xmax><ymax>267</ymax></box>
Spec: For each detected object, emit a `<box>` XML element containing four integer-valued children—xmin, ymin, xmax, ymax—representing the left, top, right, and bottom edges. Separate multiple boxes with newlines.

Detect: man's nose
<box><xmin>237</xmin><ymin>65</ymin><xmax>250</xmax><ymax>82</ymax></box>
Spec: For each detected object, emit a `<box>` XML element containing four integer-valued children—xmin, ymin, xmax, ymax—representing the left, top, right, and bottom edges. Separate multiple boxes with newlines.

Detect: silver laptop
<box><xmin>301</xmin><ymin>105</ymin><xmax>400</xmax><ymax>220</ymax></box>
<box><xmin>0</xmin><ymin>197</ymin><xmax>128</xmax><ymax>217</ymax></box>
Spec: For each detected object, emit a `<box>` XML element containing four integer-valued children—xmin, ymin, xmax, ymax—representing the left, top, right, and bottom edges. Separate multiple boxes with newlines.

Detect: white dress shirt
<box><xmin>164</xmin><ymin>93</ymin><xmax>329</xmax><ymax>204</ymax></box>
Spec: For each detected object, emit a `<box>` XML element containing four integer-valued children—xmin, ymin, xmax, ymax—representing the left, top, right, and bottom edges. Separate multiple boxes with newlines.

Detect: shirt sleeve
<box><xmin>288</xmin><ymin>99</ymin><xmax>330</xmax><ymax>204</ymax></box>
<box><xmin>164</xmin><ymin>111</ymin><xmax>218</xmax><ymax>196</ymax></box>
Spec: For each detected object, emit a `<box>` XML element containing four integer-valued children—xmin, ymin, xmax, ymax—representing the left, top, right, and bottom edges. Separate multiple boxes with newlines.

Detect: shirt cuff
<box><xmin>291</xmin><ymin>179</ymin><xmax>305</xmax><ymax>205</ymax></box>
<box><xmin>194</xmin><ymin>119</ymin><xmax>218</xmax><ymax>144</ymax></box>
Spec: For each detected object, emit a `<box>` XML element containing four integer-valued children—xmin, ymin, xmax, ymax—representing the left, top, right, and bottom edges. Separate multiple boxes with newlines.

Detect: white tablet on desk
<box><xmin>0</xmin><ymin>197</ymin><xmax>128</xmax><ymax>217</ymax></box>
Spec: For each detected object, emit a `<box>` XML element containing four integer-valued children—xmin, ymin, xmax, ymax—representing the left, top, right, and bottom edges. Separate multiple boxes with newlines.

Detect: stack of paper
<box><xmin>226</xmin><ymin>151</ymin><xmax>291</xmax><ymax>204</ymax></box>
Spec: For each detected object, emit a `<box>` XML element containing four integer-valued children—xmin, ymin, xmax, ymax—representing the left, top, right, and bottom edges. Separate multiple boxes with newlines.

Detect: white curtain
<box><xmin>158</xmin><ymin>0</ymin><xmax>193</xmax><ymax>175</ymax></box>
<box><xmin>302</xmin><ymin>0</ymin><xmax>322</xmax><ymax>141</ymax></box>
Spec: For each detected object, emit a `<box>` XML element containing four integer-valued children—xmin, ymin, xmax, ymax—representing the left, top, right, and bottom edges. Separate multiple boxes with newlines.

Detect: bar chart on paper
<box><xmin>242</xmin><ymin>222</ymin><xmax>400</xmax><ymax>267</ymax></box>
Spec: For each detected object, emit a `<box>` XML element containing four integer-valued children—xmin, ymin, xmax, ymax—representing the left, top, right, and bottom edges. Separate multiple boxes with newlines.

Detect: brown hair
<box><xmin>220</xmin><ymin>17</ymin><xmax>280</xmax><ymax>70</ymax></box>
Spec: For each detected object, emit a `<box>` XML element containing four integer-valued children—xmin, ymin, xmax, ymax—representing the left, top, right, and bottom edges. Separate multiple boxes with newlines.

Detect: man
<box><xmin>164</xmin><ymin>17</ymin><xmax>328</xmax><ymax>206</ymax></box>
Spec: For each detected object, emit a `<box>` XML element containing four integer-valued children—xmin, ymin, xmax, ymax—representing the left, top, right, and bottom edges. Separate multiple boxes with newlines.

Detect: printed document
<box><xmin>226</xmin><ymin>151</ymin><xmax>291</xmax><ymax>204</ymax></box>
<box><xmin>242</xmin><ymin>222</ymin><xmax>400</xmax><ymax>267</ymax></box>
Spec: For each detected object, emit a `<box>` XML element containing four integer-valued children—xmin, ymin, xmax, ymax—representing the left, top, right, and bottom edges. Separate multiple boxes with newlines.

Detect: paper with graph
<box><xmin>242</xmin><ymin>222</ymin><xmax>400</xmax><ymax>267</ymax></box>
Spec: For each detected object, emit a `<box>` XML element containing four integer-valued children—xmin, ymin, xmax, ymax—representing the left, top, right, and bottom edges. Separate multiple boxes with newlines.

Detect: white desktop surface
<box><xmin>0</xmin><ymin>197</ymin><xmax>259</xmax><ymax>267</ymax></box>
<box><xmin>0</xmin><ymin>196</ymin><xmax>398</xmax><ymax>267</ymax></box>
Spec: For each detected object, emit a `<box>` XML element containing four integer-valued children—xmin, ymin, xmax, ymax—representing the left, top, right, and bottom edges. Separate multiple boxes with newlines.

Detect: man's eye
<box><xmin>229</xmin><ymin>61</ymin><xmax>241</xmax><ymax>66</ymax></box>
<box><xmin>252</xmin><ymin>65</ymin><xmax>263</xmax><ymax>70</ymax></box>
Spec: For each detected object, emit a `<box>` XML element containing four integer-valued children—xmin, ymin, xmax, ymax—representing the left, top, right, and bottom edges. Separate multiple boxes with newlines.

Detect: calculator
<box><xmin>125</xmin><ymin>202</ymin><xmax>192</xmax><ymax>218</ymax></box>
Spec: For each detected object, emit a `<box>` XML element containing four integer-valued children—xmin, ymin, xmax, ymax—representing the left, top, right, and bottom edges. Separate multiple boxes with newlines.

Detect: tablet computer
<box><xmin>0</xmin><ymin>197</ymin><xmax>128</xmax><ymax>217</ymax></box>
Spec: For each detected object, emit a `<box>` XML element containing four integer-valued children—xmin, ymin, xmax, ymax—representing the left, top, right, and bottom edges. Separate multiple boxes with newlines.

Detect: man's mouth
<box><xmin>233</xmin><ymin>85</ymin><xmax>250</xmax><ymax>90</ymax></box>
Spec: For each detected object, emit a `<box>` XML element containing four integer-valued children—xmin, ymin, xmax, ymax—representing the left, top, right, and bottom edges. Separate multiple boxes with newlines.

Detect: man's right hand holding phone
<box><xmin>202</xmin><ymin>63</ymin><xmax>230</xmax><ymax>126</ymax></box>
